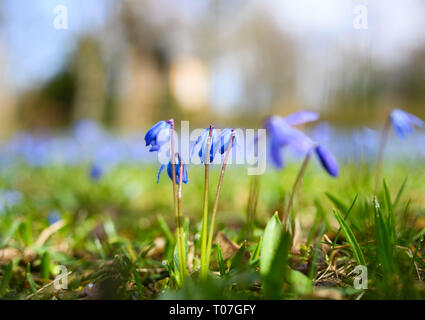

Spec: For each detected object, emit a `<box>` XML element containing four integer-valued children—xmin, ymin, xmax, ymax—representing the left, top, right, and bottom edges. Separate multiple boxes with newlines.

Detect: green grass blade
<box><xmin>333</xmin><ymin>210</ymin><xmax>366</xmax><ymax>266</ymax></box>
<box><xmin>157</xmin><ymin>215</ymin><xmax>175</xmax><ymax>245</ymax></box>
<box><xmin>326</xmin><ymin>192</ymin><xmax>348</xmax><ymax>214</ymax></box>
<box><xmin>250</xmin><ymin>236</ymin><xmax>262</xmax><ymax>262</ymax></box>
<box><xmin>216</xmin><ymin>243</ymin><xmax>226</xmax><ymax>276</ymax></box>
<box><xmin>393</xmin><ymin>176</ymin><xmax>408</xmax><ymax>209</ymax></box>
<box><xmin>26</xmin><ymin>263</ymin><xmax>38</xmax><ymax>300</ymax></box>
<box><xmin>0</xmin><ymin>261</ymin><xmax>13</xmax><ymax>297</ymax></box>
<box><xmin>41</xmin><ymin>252</ymin><xmax>51</xmax><ymax>280</ymax></box>
<box><xmin>332</xmin><ymin>194</ymin><xmax>358</xmax><ymax>250</ymax></box>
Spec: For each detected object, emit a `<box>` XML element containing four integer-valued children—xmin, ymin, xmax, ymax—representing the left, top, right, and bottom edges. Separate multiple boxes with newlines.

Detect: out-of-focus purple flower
<box><xmin>89</xmin><ymin>163</ymin><xmax>103</xmax><ymax>181</ymax></box>
<box><xmin>390</xmin><ymin>108</ymin><xmax>423</xmax><ymax>139</ymax></box>
<box><xmin>157</xmin><ymin>155</ymin><xmax>188</xmax><ymax>184</ymax></box>
<box><xmin>265</xmin><ymin>114</ymin><xmax>317</xmax><ymax>168</ymax></box>
<box><xmin>73</xmin><ymin>119</ymin><xmax>103</xmax><ymax>144</ymax></box>
<box><xmin>0</xmin><ymin>189</ymin><xmax>23</xmax><ymax>213</ymax></box>
<box><xmin>283</xmin><ymin>111</ymin><xmax>320</xmax><ymax>126</ymax></box>
<box><xmin>144</xmin><ymin>121</ymin><xmax>172</xmax><ymax>152</ymax></box>
<box><xmin>192</xmin><ymin>127</ymin><xmax>218</xmax><ymax>163</ymax></box>
<box><xmin>314</xmin><ymin>145</ymin><xmax>339</xmax><ymax>177</ymax></box>
<box><xmin>311</xmin><ymin>122</ymin><xmax>332</xmax><ymax>144</ymax></box>
<box><xmin>48</xmin><ymin>210</ymin><xmax>61</xmax><ymax>225</ymax></box>
<box><xmin>265</xmin><ymin>112</ymin><xmax>338</xmax><ymax>177</ymax></box>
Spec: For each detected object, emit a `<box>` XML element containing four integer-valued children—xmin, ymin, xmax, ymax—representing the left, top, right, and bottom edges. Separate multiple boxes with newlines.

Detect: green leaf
<box><xmin>288</xmin><ymin>270</ymin><xmax>312</xmax><ymax>296</ymax></box>
<box><xmin>132</xmin><ymin>267</ymin><xmax>144</xmax><ymax>299</ymax></box>
<box><xmin>0</xmin><ymin>220</ymin><xmax>21</xmax><ymax>249</ymax></box>
<box><xmin>383</xmin><ymin>179</ymin><xmax>393</xmax><ymax>217</ymax></box>
<box><xmin>230</xmin><ymin>241</ymin><xmax>247</xmax><ymax>272</ymax></box>
<box><xmin>326</xmin><ymin>192</ymin><xmax>348</xmax><ymax>214</ymax></box>
<box><xmin>332</xmin><ymin>194</ymin><xmax>358</xmax><ymax>250</ymax></box>
<box><xmin>333</xmin><ymin>210</ymin><xmax>366</xmax><ymax>266</ymax></box>
<box><xmin>41</xmin><ymin>252</ymin><xmax>51</xmax><ymax>280</ymax></box>
<box><xmin>216</xmin><ymin>243</ymin><xmax>226</xmax><ymax>276</ymax></box>
<box><xmin>383</xmin><ymin>180</ymin><xmax>396</xmax><ymax>242</ymax></box>
<box><xmin>250</xmin><ymin>237</ymin><xmax>262</xmax><ymax>262</ymax></box>
<box><xmin>0</xmin><ymin>261</ymin><xmax>13</xmax><ymax>297</ymax></box>
<box><xmin>393</xmin><ymin>176</ymin><xmax>408</xmax><ymax>209</ymax></box>
<box><xmin>263</xmin><ymin>231</ymin><xmax>291</xmax><ymax>299</ymax></box>
<box><xmin>157</xmin><ymin>215</ymin><xmax>175</xmax><ymax>245</ymax></box>
<box><xmin>26</xmin><ymin>263</ymin><xmax>38</xmax><ymax>300</ymax></box>
<box><xmin>260</xmin><ymin>212</ymin><xmax>282</xmax><ymax>276</ymax></box>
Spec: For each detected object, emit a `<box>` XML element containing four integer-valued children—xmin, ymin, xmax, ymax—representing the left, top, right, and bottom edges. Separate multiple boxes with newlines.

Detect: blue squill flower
<box><xmin>314</xmin><ymin>145</ymin><xmax>339</xmax><ymax>177</ymax></box>
<box><xmin>389</xmin><ymin>108</ymin><xmax>423</xmax><ymax>139</ymax></box>
<box><xmin>216</xmin><ymin>128</ymin><xmax>236</xmax><ymax>154</ymax></box>
<box><xmin>192</xmin><ymin>127</ymin><xmax>217</xmax><ymax>163</ymax></box>
<box><xmin>265</xmin><ymin>114</ymin><xmax>317</xmax><ymax>168</ymax></box>
<box><xmin>144</xmin><ymin>120</ymin><xmax>172</xmax><ymax>152</ymax></box>
<box><xmin>157</xmin><ymin>155</ymin><xmax>188</xmax><ymax>184</ymax></box>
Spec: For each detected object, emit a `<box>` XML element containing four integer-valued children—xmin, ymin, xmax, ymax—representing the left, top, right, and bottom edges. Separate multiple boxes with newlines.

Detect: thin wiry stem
<box><xmin>246</xmin><ymin>175</ymin><xmax>261</xmax><ymax>240</ymax></box>
<box><xmin>169</xmin><ymin>120</ymin><xmax>184</xmax><ymax>285</ymax></box>
<box><xmin>205</xmin><ymin>131</ymin><xmax>235</xmax><ymax>271</ymax></box>
<box><xmin>282</xmin><ymin>151</ymin><xmax>311</xmax><ymax>227</ymax></box>
<box><xmin>200</xmin><ymin>125</ymin><xmax>213</xmax><ymax>280</ymax></box>
<box><xmin>375</xmin><ymin>117</ymin><xmax>391</xmax><ymax>195</ymax></box>
<box><xmin>177</xmin><ymin>153</ymin><xmax>186</xmax><ymax>282</ymax></box>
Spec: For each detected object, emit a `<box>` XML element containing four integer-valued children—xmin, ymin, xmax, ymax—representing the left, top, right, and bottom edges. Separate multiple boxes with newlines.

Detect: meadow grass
<box><xmin>0</xmin><ymin>160</ymin><xmax>425</xmax><ymax>299</ymax></box>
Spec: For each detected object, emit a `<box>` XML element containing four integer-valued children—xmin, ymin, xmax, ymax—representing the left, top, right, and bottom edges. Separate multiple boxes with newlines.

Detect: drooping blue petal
<box><xmin>265</xmin><ymin>116</ymin><xmax>315</xmax><ymax>160</ymax></box>
<box><xmin>157</xmin><ymin>164</ymin><xmax>166</xmax><ymax>184</ymax></box>
<box><xmin>269</xmin><ymin>138</ymin><xmax>284</xmax><ymax>168</ymax></box>
<box><xmin>192</xmin><ymin>127</ymin><xmax>217</xmax><ymax>164</ymax></box>
<box><xmin>390</xmin><ymin>109</ymin><xmax>423</xmax><ymax>139</ymax></box>
<box><xmin>165</xmin><ymin>156</ymin><xmax>189</xmax><ymax>184</ymax></box>
<box><xmin>315</xmin><ymin>145</ymin><xmax>339</xmax><ymax>177</ymax></box>
<box><xmin>217</xmin><ymin>128</ymin><xmax>235</xmax><ymax>154</ymax></box>
<box><xmin>144</xmin><ymin>121</ymin><xmax>172</xmax><ymax>152</ymax></box>
<box><xmin>283</xmin><ymin>111</ymin><xmax>319</xmax><ymax>127</ymax></box>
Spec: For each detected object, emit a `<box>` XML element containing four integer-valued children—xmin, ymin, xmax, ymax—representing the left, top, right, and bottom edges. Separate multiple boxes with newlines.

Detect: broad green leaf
<box><xmin>263</xmin><ymin>231</ymin><xmax>291</xmax><ymax>299</ymax></box>
<box><xmin>288</xmin><ymin>270</ymin><xmax>312</xmax><ymax>296</ymax></box>
<box><xmin>230</xmin><ymin>241</ymin><xmax>247</xmax><ymax>272</ymax></box>
<box><xmin>260</xmin><ymin>212</ymin><xmax>281</xmax><ymax>276</ymax></box>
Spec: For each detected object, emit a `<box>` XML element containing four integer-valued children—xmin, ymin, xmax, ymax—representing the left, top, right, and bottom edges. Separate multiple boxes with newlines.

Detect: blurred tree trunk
<box><xmin>73</xmin><ymin>37</ymin><xmax>106</xmax><ymax>122</ymax></box>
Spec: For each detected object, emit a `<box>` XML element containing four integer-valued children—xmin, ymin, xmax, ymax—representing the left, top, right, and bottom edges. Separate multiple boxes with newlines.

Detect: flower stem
<box><xmin>177</xmin><ymin>155</ymin><xmax>186</xmax><ymax>282</ymax></box>
<box><xmin>246</xmin><ymin>175</ymin><xmax>260</xmax><ymax>240</ymax></box>
<box><xmin>169</xmin><ymin>120</ymin><xmax>185</xmax><ymax>285</ymax></box>
<box><xmin>282</xmin><ymin>151</ymin><xmax>311</xmax><ymax>227</ymax></box>
<box><xmin>200</xmin><ymin>126</ymin><xmax>213</xmax><ymax>280</ymax></box>
<box><xmin>205</xmin><ymin>131</ymin><xmax>235</xmax><ymax>271</ymax></box>
<box><xmin>375</xmin><ymin>117</ymin><xmax>391</xmax><ymax>195</ymax></box>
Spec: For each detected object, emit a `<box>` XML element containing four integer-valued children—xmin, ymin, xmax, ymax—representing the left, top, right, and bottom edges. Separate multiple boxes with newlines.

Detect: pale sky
<box><xmin>1</xmin><ymin>0</ymin><xmax>424</xmax><ymax>101</ymax></box>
